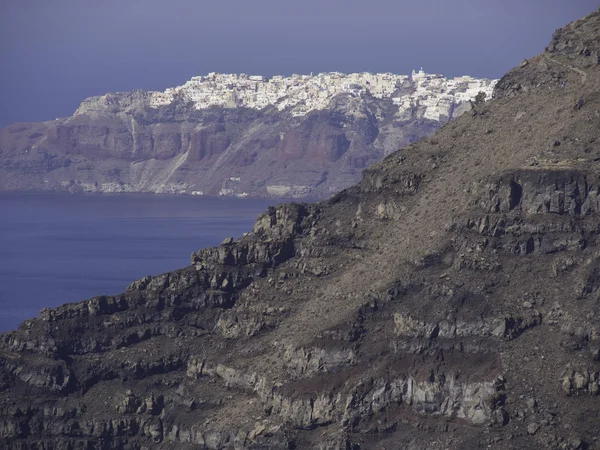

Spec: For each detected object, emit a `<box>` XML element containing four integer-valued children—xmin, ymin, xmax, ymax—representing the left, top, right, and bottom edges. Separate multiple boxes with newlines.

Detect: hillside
<box><xmin>1</xmin><ymin>8</ymin><xmax>600</xmax><ymax>450</ymax></box>
<box><xmin>0</xmin><ymin>71</ymin><xmax>494</xmax><ymax>199</ymax></box>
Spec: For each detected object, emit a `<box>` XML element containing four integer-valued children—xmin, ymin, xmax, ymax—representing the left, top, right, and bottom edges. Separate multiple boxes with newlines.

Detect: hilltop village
<box><xmin>148</xmin><ymin>70</ymin><xmax>496</xmax><ymax>121</ymax></box>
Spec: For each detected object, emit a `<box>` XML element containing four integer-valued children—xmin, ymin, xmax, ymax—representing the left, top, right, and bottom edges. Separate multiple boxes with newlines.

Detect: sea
<box><xmin>0</xmin><ymin>193</ymin><xmax>274</xmax><ymax>333</ymax></box>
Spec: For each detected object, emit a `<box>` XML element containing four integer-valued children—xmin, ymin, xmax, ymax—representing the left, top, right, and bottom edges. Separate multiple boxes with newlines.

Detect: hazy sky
<box><xmin>0</xmin><ymin>0</ymin><xmax>597</xmax><ymax>127</ymax></box>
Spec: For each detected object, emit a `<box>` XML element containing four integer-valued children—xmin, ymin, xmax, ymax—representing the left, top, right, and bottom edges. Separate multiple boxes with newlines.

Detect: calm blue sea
<box><xmin>0</xmin><ymin>193</ymin><xmax>274</xmax><ymax>332</ymax></box>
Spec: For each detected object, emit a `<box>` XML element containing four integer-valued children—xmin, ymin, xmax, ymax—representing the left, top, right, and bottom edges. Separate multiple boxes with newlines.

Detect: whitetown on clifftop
<box><xmin>77</xmin><ymin>70</ymin><xmax>497</xmax><ymax>122</ymax></box>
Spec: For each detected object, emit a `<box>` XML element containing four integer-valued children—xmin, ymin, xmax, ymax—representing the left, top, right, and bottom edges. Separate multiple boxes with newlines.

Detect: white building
<box><xmin>146</xmin><ymin>70</ymin><xmax>496</xmax><ymax>119</ymax></box>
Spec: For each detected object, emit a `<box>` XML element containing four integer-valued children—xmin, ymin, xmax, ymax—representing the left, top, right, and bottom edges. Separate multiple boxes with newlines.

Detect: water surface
<box><xmin>0</xmin><ymin>193</ymin><xmax>273</xmax><ymax>332</ymax></box>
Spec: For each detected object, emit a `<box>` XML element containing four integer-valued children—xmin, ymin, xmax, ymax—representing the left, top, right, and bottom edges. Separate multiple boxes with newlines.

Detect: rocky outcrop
<box><xmin>2</xmin><ymin>8</ymin><xmax>600</xmax><ymax>450</ymax></box>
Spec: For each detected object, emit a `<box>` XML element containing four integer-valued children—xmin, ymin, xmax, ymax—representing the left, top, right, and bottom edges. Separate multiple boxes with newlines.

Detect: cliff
<box><xmin>0</xmin><ymin>71</ymin><xmax>494</xmax><ymax>199</ymax></box>
<box><xmin>1</xmin><ymin>8</ymin><xmax>600</xmax><ymax>450</ymax></box>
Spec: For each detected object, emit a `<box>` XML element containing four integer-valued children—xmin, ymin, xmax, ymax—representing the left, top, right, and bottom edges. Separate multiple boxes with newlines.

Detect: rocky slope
<box><xmin>0</xmin><ymin>71</ymin><xmax>494</xmax><ymax>199</ymax></box>
<box><xmin>1</xmin><ymin>8</ymin><xmax>600</xmax><ymax>450</ymax></box>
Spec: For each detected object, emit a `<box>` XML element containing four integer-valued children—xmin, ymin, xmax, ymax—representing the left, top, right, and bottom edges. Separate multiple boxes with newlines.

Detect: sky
<box><xmin>0</xmin><ymin>0</ymin><xmax>598</xmax><ymax>127</ymax></box>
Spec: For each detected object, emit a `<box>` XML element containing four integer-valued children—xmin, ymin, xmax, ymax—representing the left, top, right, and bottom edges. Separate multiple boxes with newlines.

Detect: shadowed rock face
<box><xmin>0</xmin><ymin>77</ymin><xmax>480</xmax><ymax>199</ymax></box>
<box><xmin>274</xmin><ymin>120</ymin><xmax>351</xmax><ymax>163</ymax></box>
<box><xmin>2</xmin><ymin>8</ymin><xmax>600</xmax><ymax>450</ymax></box>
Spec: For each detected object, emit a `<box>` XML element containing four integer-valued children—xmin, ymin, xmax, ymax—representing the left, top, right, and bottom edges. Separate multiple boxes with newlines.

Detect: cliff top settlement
<box><xmin>78</xmin><ymin>70</ymin><xmax>496</xmax><ymax>123</ymax></box>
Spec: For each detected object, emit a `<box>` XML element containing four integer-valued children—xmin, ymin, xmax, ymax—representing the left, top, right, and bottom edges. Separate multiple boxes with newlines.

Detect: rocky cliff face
<box><xmin>0</xmin><ymin>72</ymin><xmax>494</xmax><ymax>199</ymax></box>
<box><xmin>2</xmin><ymin>9</ymin><xmax>600</xmax><ymax>450</ymax></box>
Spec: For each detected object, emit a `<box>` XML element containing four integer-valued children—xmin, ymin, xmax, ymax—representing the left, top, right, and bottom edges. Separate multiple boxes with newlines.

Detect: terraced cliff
<box><xmin>1</xmin><ymin>8</ymin><xmax>600</xmax><ymax>450</ymax></box>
